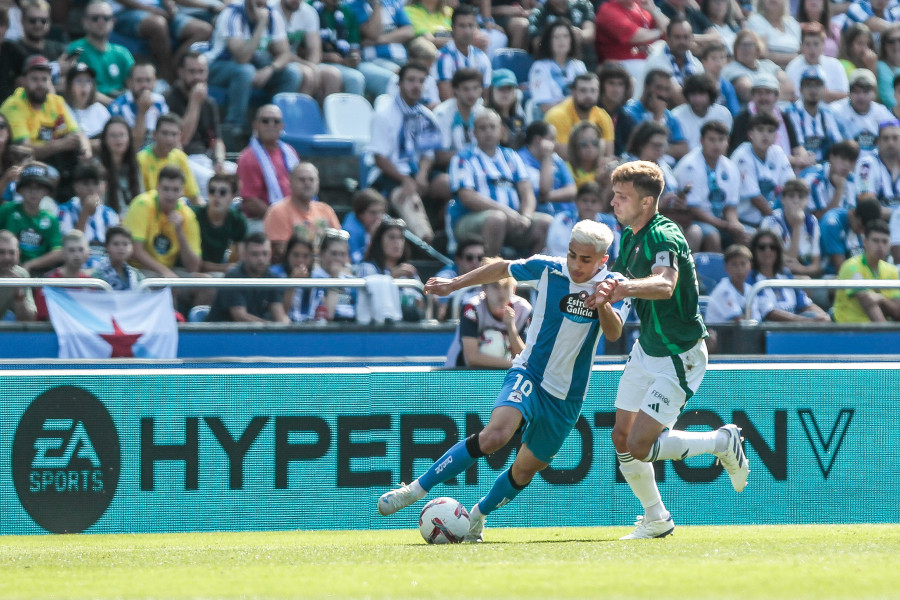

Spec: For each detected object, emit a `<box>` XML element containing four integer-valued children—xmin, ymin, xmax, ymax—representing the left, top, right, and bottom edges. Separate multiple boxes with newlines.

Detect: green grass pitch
<box><xmin>1</xmin><ymin>525</ymin><xmax>897</xmax><ymax>599</ymax></box>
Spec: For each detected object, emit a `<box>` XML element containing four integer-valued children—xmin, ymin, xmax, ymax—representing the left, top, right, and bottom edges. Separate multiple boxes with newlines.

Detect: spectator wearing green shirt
<box><xmin>64</xmin><ymin>0</ymin><xmax>135</xmax><ymax>105</ymax></box>
<box><xmin>0</xmin><ymin>161</ymin><xmax>62</xmax><ymax>274</ymax></box>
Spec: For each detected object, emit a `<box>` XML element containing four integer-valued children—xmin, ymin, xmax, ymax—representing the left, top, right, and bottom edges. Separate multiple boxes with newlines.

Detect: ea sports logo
<box><xmin>12</xmin><ymin>386</ymin><xmax>120</xmax><ymax>533</ymax></box>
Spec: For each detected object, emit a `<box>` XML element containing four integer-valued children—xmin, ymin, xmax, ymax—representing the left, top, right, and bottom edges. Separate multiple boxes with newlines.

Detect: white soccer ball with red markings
<box><xmin>418</xmin><ymin>497</ymin><xmax>469</xmax><ymax>544</ymax></box>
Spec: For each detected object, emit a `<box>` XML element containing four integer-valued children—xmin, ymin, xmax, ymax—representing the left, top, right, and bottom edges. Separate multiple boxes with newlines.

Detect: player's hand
<box><xmin>586</xmin><ymin>278</ymin><xmax>622</xmax><ymax>309</ymax></box>
<box><xmin>424</xmin><ymin>277</ymin><xmax>455</xmax><ymax>297</ymax></box>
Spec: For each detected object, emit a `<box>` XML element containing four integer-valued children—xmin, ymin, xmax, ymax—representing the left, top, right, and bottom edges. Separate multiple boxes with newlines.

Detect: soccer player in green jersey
<box><xmin>589</xmin><ymin>161</ymin><xmax>750</xmax><ymax>539</ymax></box>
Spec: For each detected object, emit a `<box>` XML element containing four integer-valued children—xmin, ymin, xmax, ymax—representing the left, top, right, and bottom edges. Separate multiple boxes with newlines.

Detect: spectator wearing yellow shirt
<box><xmin>543</xmin><ymin>73</ymin><xmax>614</xmax><ymax>162</ymax></box>
<box><xmin>123</xmin><ymin>164</ymin><xmax>202</xmax><ymax>278</ymax></box>
<box><xmin>0</xmin><ymin>55</ymin><xmax>91</xmax><ymax>201</ymax></box>
<box><xmin>834</xmin><ymin>220</ymin><xmax>900</xmax><ymax>323</ymax></box>
<box><xmin>136</xmin><ymin>113</ymin><xmax>202</xmax><ymax>206</ymax></box>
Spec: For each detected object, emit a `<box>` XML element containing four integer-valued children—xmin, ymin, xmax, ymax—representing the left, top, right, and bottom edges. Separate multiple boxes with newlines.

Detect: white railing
<box><xmin>743</xmin><ymin>279</ymin><xmax>900</xmax><ymax>322</ymax></box>
<box><xmin>0</xmin><ymin>277</ymin><xmax>113</xmax><ymax>291</ymax></box>
<box><xmin>135</xmin><ymin>277</ymin><xmax>425</xmax><ymax>293</ymax></box>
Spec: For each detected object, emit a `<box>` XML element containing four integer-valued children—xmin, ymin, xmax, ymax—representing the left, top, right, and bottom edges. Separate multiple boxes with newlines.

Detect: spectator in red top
<box><xmin>594</xmin><ymin>0</ymin><xmax>670</xmax><ymax>88</ymax></box>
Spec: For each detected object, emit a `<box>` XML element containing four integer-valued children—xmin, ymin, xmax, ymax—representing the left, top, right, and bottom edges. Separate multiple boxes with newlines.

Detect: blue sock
<box><xmin>416</xmin><ymin>438</ymin><xmax>479</xmax><ymax>492</ymax></box>
<box><xmin>476</xmin><ymin>468</ymin><xmax>527</xmax><ymax>516</ymax></box>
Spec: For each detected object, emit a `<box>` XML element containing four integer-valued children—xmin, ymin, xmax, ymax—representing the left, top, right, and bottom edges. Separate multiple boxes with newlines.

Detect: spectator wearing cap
<box><xmin>58</xmin><ymin>159</ymin><xmax>121</xmax><ymax>269</ymax></box>
<box><xmin>672</xmin><ymin>73</ymin><xmax>734</xmax><ymax>151</ymax></box>
<box><xmin>63</xmin><ymin>62</ymin><xmax>111</xmax><ymax>151</ymax></box>
<box><xmin>0</xmin><ymin>6</ymin><xmax>27</xmax><ymax>103</ymax></box>
<box><xmin>730</xmin><ymin>72</ymin><xmax>813</xmax><ymax>171</ymax></box>
<box><xmin>0</xmin><ymin>55</ymin><xmax>91</xmax><ymax>202</ymax></box>
<box><xmin>877</xmin><ymin>24</ymin><xmax>900</xmax><ymax>108</ymax></box>
<box><xmin>485</xmin><ymin>68</ymin><xmax>526</xmax><ymax>150</ymax></box>
<box><xmin>830</xmin><ymin>68</ymin><xmax>894</xmax><ymax>158</ymax></box>
<box><xmin>788</xmin><ymin>66</ymin><xmax>847</xmax><ymax>163</ymax></box>
<box><xmin>785</xmin><ymin>23</ymin><xmax>849</xmax><ymax>103</ymax></box>
<box><xmin>64</xmin><ymin>0</ymin><xmax>135</xmax><ymax>105</ymax></box>
<box><xmin>544</xmin><ymin>72</ymin><xmax>614</xmax><ymax>162</ymax></box>
<box><xmin>0</xmin><ymin>160</ymin><xmax>62</xmax><ymax>274</ymax></box>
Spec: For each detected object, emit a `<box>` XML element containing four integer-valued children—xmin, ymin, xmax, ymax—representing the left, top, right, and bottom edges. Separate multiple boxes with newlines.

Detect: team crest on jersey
<box><xmin>507</xmin><ymin>390</ymin><xmax>523</xmax><ymax>403</ymax></box>
<box><xmin>559</xmin><ymin>292</ymin><xmax>598</xmax><ymax>323</ymax></box>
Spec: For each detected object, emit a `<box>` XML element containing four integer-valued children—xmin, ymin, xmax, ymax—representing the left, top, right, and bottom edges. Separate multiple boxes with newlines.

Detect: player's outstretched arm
<box><xmin>424</xmin><ymin>260</ymin><xmax>513</xmax><ymax>297</ymax></box>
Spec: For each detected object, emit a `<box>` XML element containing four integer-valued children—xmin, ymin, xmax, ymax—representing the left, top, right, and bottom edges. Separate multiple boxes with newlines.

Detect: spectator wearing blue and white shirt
<box><xmin>636</xmin><ymin>18</ymin><xmax>704</xmax><ymax>105</ymax></box>
<box><xmin>348</xmin><ymin>0</ymin><xmax>413</xmax><ymax>97</ymax></box>
<box><xmin>433</xmin><ymin>67</ymin><xmax>484</xmax><ymax>168</ymax></box>
<box><xmin>517</xmin><ymin>121</ymin><xmax>576</xmax><ymax>216</ymax></box>
<box><xmin>624</xmin><ymin>69</ymin><xmax>690</xmax><ymax>161</ymax></box>
<box><xmin>108</xmin><ymin>61</ymin><xmax>168</xmax><ymax>150</ymax></box>
<box><xmin>528</xmin><ymin>19</ymin><xmax>586</xmax><ymax>114</ymax></box>
<box><xmin>204</xmin><ymin>0</ymin><xmax>303</xmax><ymax>140</ymax></box>
<box><xmin>759</xmin><ymin>179</ymin><xmax>822</xmax><ymax>278</ymax></box>
<box><xmin>800</xmin><ymin>140</ymin><xmax>861</xmax><ymax>219</ymax></box>
<box><xmin>829</xmin><ymin>69</ymin><xmax>893</xmax><ymax>158</ymax></box>
<box><xmin>786</xmin><ymin>66</ymin><xmax>847</xmax><ymax>162</ymax></box>
<box><xmin>854</xmin><ymin>119</ymin><xmax>900</xmax><ymax>211</ymax></box>
<box><xmin>448</xmin><ymin>110</ymin><xmax>552</xmax><ymax>258</ymax></box>
<box><xmin>433</xmin><ymin>5</ymin><xmax>491</xmax><ymax>102</ymax></box>
<box><xmin>57</xmin><ymin>160</ymin><xmax>120</xmax><ymax>269</ymax></box>
<box><xmin>844</xmin><ymin>0</ymin><xmax>900</xmax><ymax>39</ymax></box>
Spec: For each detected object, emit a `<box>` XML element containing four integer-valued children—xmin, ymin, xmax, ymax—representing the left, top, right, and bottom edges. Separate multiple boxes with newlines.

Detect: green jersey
<box><xmin>613</xmin><ymin>213</ymin><xmax>707</xmax><ymax>357</ymax></box>
<box><xmin>0</xmin><ymin>202</ymin><xmax>61</xmax><ymax>264</ymax></box>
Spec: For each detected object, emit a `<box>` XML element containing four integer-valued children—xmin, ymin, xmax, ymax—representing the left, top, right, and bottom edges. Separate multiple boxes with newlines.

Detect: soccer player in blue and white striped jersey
<box><xmin>378</xmin><ymin>220</ymin><xmax>628</xmax><ymax>541</ymax></box>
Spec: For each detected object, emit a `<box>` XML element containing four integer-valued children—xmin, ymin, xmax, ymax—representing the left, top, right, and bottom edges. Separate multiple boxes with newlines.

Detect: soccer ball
<box><xmin>418</xmin><ymin>497</ymin><xmax>470</xmax><ymax>544</ymax></box>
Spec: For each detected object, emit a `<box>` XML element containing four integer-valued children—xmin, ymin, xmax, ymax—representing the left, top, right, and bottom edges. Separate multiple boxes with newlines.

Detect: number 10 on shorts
<box><xmin>508</xmin><ymin>373</ymin><xmax>533</xmax><ymax>403</ymax></box>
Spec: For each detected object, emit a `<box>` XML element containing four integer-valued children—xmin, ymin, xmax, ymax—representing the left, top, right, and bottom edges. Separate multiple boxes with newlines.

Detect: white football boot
<box><xmin>464</xmin><ymin>510</ymin><xmax>485</xmax><ymax>543</ymax></box>
<box><xmin>377</xmin><ymin>483</ymin><xmax>425</xmax><ymax>516</ymax></box>
<box><xmin>715</xmin><ymin>424</ymin><xmax>750</xmax><ymax>492</ymax></box>
<box><xmin>620</xmin><ymin>515</ymin><xmax>676</xmax><ymax>540</ymax></box>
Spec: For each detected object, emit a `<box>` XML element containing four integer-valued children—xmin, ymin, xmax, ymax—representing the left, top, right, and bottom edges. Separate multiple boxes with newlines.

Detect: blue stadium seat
<box><xmin>273</xmin><ymin>93</ymin><xmax>356</xmax><ymax>157</ymax></box>
<box><xmin>491</xmin><ymin>48</ymin><xmax>533</xmax><ymax>89</ymax></box>
<box><xmin>694</xmin><ymin>252</ymin><xmax>727</xmax><ymax>295</ymax></box>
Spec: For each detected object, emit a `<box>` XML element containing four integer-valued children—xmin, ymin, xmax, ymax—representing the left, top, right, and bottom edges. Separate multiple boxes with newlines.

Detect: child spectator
<box><xmin>0</xmin><ymin>161</ymin><xmax>61</xmax><ymax>274</ymax></box>
<box><xmin>444</xmin><ymin>257</ymin><xmax>531</xmax><ymax>368</ymax></box>
<box><xmin>193</xmin><ymin>173</ymin><xmax>248</xmax><ymax>274</ymax></box>
<box><xmin>342</xmin><ymin>188</ymin><xmax>387</xmax><ymax>265</ymax></box>
<box><xmin>92</xmin><ymin>225</ymin><xmax>144</xmax><ymax>290</ymax></box>
<box><xmin>730</xmin><ymin>112</ymin><xmax>794</xmax><ymax>230</ymax></box>
<box><xmin>314</xmin><ymin>229</ymin><xmax>357</xmax><ymax>322</ymax></box>
<box><xmin>801</xmin><ymin>140</ymin><xmax>860</xmax><ymax>219</ymax></box>
<box><xmin>546</xmin><ymin>181</ymin><xmax>619</xmax><ymax>261</ymax></box>
<box><xmin>34</xmin><ymin>229</ymin><xmax>92</xmax><ymax>320</ymax></box>
<box><xmin>706</xmin><ymin>244</ymin><xmax>753</xmax><ymax>324</ymax></box>
<box><xmin>58</xmin><ymin>159</ymin><xmax>120</xmax><ymax>269</ymax></box>
<box><xmin>0</xmin><ymin>230</ymin><xmax>37</xmax><ymax>321</ymax></box>
<box><xmin>698</xmin><ymin>42</ymin><xmax>740</xmax><ymax>115</ymax></box>
<box><xmin>273</xmin><ymin>234</ymin><xmax>321</xmax><ymax>323</ymax></box>
<box><xmin>760</xmin><ymin>179</ymin><xmax>822</xmax><ymax>278</ymax></box>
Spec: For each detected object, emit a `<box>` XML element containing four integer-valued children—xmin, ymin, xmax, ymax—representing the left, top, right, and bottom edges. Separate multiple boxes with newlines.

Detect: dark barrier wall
<box><xmin>1</xmin><ymin>363</ymin><xmax>893</xmax><ymax>535</ymax></box>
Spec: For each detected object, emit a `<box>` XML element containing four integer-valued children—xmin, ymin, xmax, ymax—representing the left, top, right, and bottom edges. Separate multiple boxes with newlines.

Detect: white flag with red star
<box><xmin>44</xmin><ymin>288</ymin><xmax>178</xmax><ymax>359</ymax></box>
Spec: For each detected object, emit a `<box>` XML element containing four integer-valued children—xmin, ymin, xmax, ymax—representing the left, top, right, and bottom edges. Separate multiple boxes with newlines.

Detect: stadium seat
<box><xmin>323</xmin><ymin>93</ymin><xmax>373</xmax><ymax>154</ymax></box>
<box><xmin>373</xmin><ymin>93</ymin><xmax>393</xmax><ymax>113</ymax></box>
<box><xmin>272</xmin><ymin>93</ymin><xmax>356</xmax><ymax>157</ymax></box>
<box><xmin>694</xmin><ymin>252</ymin><xmax>727</xmax><ymax>295</ymax></box>
<box><xmin>491</xmin><ymin>49</ymin><xmax>534</xmax><ymax>89</ymax></box>
<box><xmin>698</xmin><ymin>295</ymin><xmax>711</xmax><ymax>320</ymax></box>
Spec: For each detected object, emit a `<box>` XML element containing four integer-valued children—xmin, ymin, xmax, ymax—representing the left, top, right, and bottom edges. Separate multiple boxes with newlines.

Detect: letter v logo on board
<box><xmin>797</xmin><ymin>409</ymin><xmax>853</xmax><ymax>479</ymax></box>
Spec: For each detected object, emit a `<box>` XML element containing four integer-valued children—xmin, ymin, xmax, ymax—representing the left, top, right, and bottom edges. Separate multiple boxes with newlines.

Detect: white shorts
<box><xmin>614</xmin><ymin>338</ymin><xmax>708</xmax><ymax>429</ymax></box>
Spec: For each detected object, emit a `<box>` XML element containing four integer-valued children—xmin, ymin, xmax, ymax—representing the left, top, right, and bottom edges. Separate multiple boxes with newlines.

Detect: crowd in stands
<box><xmin>1</xmin><ymin>0</ymin><xmax>900</xmax><ymax>358</ymax></box>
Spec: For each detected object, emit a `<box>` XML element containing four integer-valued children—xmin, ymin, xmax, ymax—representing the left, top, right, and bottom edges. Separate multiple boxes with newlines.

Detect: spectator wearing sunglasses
<box><xmin>192</xmin><ymin>173</ymin><xmax>248</xmax><ymax>274</ymax></box>
<box><xmin>431</xmin><ymin>236</ymin><xmax>485</xmax><ymax>322</ymax></box>
<box><xmin>14</xmin><ymin>0</ymin><xmax>64</xmax><ymax>84</ymax></box>
<box><xmin>64</xmin><ymin>0</ymin><xmax>135</xmax><ymax>103</ymax></box>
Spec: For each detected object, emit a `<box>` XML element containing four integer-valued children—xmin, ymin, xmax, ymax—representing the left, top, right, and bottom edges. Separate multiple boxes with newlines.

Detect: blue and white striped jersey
<box><xmin>447</xmin><ymin>144</ymin><xmax>529</xmax><ymax>227</ymax></box>
<box><xmin>508</xmin><ymin>256</ymin><xmax>630</xmax><ymax>402</ymax></box>
<box><xmin>432</xmin><ymin>40</ymin><xmax>491</xmax><ymax>88</ymax></box>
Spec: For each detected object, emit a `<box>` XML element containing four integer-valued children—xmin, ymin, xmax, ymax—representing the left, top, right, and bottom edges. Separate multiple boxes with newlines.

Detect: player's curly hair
<box><xmin>610</xmin><ymin>161</ymin><xmax>665</xmax><ymax>205</ymax></box>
